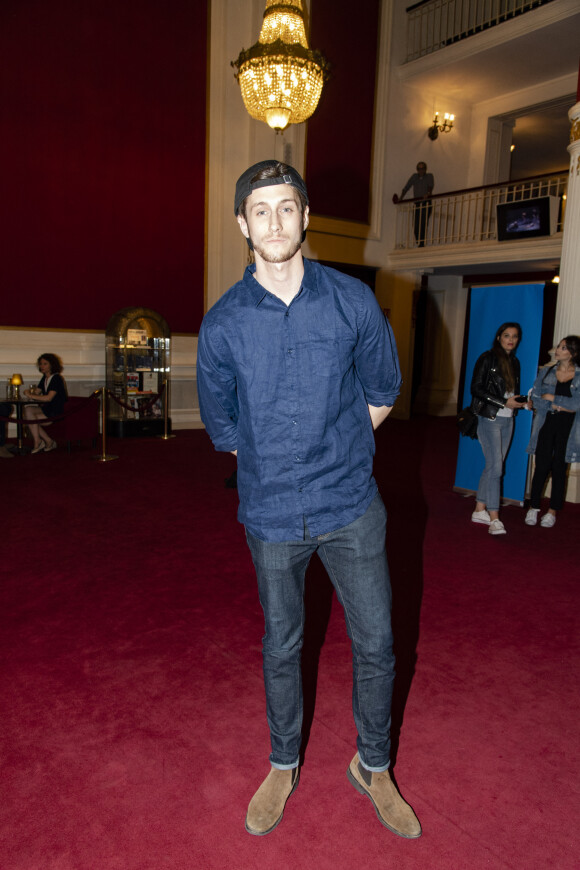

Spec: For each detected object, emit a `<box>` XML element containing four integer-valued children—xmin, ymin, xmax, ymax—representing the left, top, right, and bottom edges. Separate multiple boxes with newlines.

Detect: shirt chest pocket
<box><xmin>302</xmin><ymin>317</ymin><xmax>356</xmax><ymax>376</ymax></box>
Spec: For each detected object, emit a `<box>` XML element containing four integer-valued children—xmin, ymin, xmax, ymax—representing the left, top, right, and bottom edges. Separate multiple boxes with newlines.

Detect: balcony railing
<box><xmin>394</xmin><ymin>171</ymin><xmax>567</xmax><ymax>250</ymax></box>
<box><xmin>406</xmin><ymin>0</ymin><xmax>555</xmax><ymax>61</ymax></box>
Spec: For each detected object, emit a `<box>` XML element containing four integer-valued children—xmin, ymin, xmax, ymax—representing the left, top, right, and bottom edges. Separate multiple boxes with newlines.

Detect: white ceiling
<box><xmin>398</xmin><ymin>2</ymin><xmax>579</xmax><ymax>181</ymax></box>
<box><xmin>510</xmin><ymin>102</ymin><xmax>573</xmax><ymax>179</ymax></box>
<box><xmin>399</xmin><ymin>5</ymin><xmax>580</xmax><ymax>104</ymax></box>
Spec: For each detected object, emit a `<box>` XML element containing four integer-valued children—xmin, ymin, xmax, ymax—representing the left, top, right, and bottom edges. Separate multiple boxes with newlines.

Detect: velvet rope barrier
<box><xmin>1</xmin><ymin>386</ymin><xmax>172</xmax><ymax>461</ymax></box>
<box><xmin>92</xmin><ymin>383</ymin><xmax>169</xmax><ymax>463</ymax></box>
<box><xmin>0</xmin><ymin>390</ymin><xmax>100</xmax><ymax>425</ymax></box>
<box><xmin>0</xmin><ymin>386</ymin><xmax>164</xmax><ymax>424</ymax></box>
<box><xmin>157</xmin><ymin>378</ymin><xmax>175</xmax><ymax>440</ymax></box>
<box><xmin>105</xmin><ymin>382</ymin><xmax>165</xmax><ymax>415</ymax></box>
<box><xmin>92</xmin><ymin>387</ymin><xmax>118</xmax><ymax>463</ymax></box>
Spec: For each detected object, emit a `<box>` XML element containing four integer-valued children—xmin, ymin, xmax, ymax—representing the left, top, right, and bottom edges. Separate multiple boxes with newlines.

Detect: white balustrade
<box><xmin>394</xmin><ymin>171</ymin><xmax>567</xmax><ymax>249</ymax></box>
<box><xmin>406</xmin><ymin>0</ymin><xmax>553</xmax><ymax>60</ymax></box>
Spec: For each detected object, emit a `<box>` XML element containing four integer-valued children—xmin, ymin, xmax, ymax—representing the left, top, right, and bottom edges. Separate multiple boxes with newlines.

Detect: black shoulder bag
<box><xmin>457</xmin><ymin>405</ymin><xmax>478</xmax><ymax>439</ymax></box>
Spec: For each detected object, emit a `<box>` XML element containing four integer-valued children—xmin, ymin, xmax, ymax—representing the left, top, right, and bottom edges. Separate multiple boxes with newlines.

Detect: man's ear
<box><xmin>302</xmin><ymin>205</ymin><xmax>309</xmax><ymax>232</ymax></box>
<box><xmin>237</xmin><ymin>213</ymin><xmax>249</xmax><ymax>239</ymax></box>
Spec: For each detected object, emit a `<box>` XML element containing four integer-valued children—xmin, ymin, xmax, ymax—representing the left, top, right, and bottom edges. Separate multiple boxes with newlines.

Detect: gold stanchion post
<box><xmin>92</xmin><ymin>387</ymin><xmax>119</xmax><ymax>462</ymax></box>
<box><xmin>158</xmin><ymin>377</ymin><xmax>175</xmax><ymax>440</ymax></box>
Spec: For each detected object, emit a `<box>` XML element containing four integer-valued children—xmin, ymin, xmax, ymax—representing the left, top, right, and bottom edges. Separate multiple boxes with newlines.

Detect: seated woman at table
<box><xmin>23</xmin><ymin>353</ymin><xmax>68</xmax><ymax>454</ymax></box>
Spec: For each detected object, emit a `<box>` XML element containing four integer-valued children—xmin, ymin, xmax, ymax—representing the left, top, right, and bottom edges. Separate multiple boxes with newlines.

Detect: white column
<box><xmin>554</xmin><ymin>101</ymin><xmax>580</xmax><ymax>502</ymax></box>
<box><xmin>553</xmin><ymin>101</ymin><xmax>580</xmax><ymax>341</ymax></box>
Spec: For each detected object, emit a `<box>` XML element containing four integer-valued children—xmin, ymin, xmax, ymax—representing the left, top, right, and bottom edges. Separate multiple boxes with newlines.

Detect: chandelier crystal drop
<box><xmin>232</xmin><ymin>0</ymin><xmax>329</xmax><ymax>132</ymax></box>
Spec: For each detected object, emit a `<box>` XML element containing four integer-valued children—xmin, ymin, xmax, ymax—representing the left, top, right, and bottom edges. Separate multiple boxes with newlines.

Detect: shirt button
<box><xmin>295</xmin><ymin>456</ymin><xmax>301</xmax><ymax>462</ymax></box>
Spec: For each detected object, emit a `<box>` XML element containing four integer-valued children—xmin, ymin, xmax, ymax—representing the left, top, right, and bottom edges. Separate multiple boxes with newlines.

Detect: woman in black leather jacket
<box><xmin>470</xmin><ymin>322</ymin><xmax>527</xmax><ymax>535</ymax></box>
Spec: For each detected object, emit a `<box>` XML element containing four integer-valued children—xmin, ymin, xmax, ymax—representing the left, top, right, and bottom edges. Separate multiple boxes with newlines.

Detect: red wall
<box><xmin>0</xmin><ymin>1</ymin><xmax>207</xmax><ymax>333</ymax></box>
<box><xmin>305</xmin><ymin>0</ymin><xmax>380</xmax><ymax>224</ymax></box>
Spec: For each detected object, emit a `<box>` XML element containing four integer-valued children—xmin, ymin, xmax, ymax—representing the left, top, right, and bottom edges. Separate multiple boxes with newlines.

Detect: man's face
<box><xmin>237</xmin><ymin>184</ymin><xmax>309</xmax><ymax>265</ymax></box>
<box><xmin>417</xmin><ymin>164</ymin><xmax>426</xmax><ymax>176</ymax></box>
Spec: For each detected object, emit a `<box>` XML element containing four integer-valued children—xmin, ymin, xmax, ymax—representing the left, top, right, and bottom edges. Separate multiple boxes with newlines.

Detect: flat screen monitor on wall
<box><xmin>496</xmin><ymin>195</ymin><xmax>559</xmax><ymax>241</ymax></box>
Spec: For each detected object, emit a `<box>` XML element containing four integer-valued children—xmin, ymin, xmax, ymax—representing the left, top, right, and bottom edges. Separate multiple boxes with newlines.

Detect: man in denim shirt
<box><xmin>197</xmin><ymin>160</ymin><xmax>421</xmax><ymax>840</ymax></box>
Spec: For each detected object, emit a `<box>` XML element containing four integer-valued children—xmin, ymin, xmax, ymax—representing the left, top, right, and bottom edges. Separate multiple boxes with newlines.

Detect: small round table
<box><xmin>6</xmin><ymin>397</ymin><xmax>34</xmax><ymax>455</ymax></box>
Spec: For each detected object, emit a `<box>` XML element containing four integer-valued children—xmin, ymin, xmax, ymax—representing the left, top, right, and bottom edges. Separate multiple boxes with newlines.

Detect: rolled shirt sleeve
<box><xmin>197</xmin><ymin>316</ymin><xmax>239</xmax><ymax>452</ymax></box>
<box><xmin>353</xmin><ymin>284</ymin><xmax>401</xmax><ymax>408</ymax></box>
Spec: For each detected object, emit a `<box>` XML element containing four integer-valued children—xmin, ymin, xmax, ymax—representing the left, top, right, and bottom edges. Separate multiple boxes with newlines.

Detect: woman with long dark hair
<box><xmin>22</xmin><ymin>353</ymin><xmax>67</xmax><ymax>453</ymax></box>
<box><xmin>469</xmin><ymin>323</ymin><xmax>528</xmax><ymax>535</ymax></box>
<box><xmin>525</xmin><ymin>335</ymin><xmax>580</xmax><ymax>527</ymax></box>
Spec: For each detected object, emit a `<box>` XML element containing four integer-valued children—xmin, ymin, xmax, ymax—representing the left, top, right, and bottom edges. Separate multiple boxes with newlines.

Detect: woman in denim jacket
<box><xmin>525</xmin><ymin>335</ymin><xmax>580</xmax><ymax>528</ymax></box>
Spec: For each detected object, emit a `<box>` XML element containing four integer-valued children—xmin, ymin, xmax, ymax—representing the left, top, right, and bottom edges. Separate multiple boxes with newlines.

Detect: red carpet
<box><xmin>1</xmin><ymin>418</ymin><xmax>578</xmax><ymax>869</ymax></box>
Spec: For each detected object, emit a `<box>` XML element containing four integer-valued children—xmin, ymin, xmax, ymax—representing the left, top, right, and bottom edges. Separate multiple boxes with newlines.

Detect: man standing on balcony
<box><xmin>197</xmin><ymin>160</ymin><xmax>422</xmax><ymax>841</ymax></box>
<box><xmin>399</xmin><ymin>161</ymin><xmax>434</xmax><ymax>247</ymax></box>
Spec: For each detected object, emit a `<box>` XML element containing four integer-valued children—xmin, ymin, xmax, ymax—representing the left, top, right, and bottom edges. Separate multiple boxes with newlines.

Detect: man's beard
<box><xmin>250</xmin><ymin>233</ymin><xmax>302</xmax><ymax>264</ymax></box>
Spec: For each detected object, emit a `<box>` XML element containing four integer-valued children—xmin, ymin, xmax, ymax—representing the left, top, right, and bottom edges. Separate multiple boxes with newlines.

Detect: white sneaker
<box><xmin>525</xmin><ymin>508</ymin><xmax>539</xmax><ymax>526</ymax></box>
<box><xmin>471</xmin><ymin>509</ymin><xmax>491</xmax><ymax>525</ymax></box>
<box><xmin>489</xmin><ymin>519</ymin><xmax>506</xmax><ymax>535</ymax></box>
<box><xmin>540</xmin><ymin>512</ymin><xmax>556</xmax><ymax>528</ymax></box>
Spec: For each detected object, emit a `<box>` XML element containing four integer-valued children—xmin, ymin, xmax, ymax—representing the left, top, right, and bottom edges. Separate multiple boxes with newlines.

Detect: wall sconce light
<box><xmin>428</xmin><ymin>111</ymin><xmax>454</xmax><ymax>140</ymax></box>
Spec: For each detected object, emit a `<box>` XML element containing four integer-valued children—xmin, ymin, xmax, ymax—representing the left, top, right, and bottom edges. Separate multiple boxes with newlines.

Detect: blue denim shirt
<box><xmin>197</xmin><ymin>258</ymin><xmax>401</xmax><ymax>542</ymax></box>
<box><xmin>526</xmin><ymin>363</ymin><xmax>580</xmax><ymax>463</ymax></box>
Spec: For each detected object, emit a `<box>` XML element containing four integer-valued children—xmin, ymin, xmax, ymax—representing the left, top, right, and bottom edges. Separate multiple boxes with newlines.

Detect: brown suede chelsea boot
<box><xmin>347</xmin><ymin>753</ymin><xmax>421</xmax><ymax>838</ymax></box>
<box><xmin>245</xmin><ymin>766</ymin><xmax>300</xmax><ymax>836</ymax></box>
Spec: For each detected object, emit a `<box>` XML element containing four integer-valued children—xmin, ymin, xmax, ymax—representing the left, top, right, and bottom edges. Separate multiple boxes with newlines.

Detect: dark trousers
<box><xmin>530</xmin><ymin>412</ymin><xmax>575</xmax><ymax>510</ymax></box>
<box><xmin>413</xmin><ymin>200</ymin><xmax>432</xmax><ymax>246</ymax></box>
<box><xmin>0</xmin><ymin>402</ymin><xmax>12</xmax><ymax>446</ymax></box>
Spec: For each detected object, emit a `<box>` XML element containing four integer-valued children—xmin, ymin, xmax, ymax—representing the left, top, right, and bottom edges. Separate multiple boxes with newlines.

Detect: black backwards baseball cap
<box><xmin>234</xmin><ymin>160</ymin><xmax>309</xmax><ymax>216</ymax></box>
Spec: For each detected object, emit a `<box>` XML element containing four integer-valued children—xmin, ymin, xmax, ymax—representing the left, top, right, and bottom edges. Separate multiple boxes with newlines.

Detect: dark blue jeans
<box><xmin>245</xmin><ymin>494</ymin><xmax>394</xmax><ymax>773</ymax></box>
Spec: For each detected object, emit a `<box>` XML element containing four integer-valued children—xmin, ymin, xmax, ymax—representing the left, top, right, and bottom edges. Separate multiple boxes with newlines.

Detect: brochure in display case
<box><xmin>126</xmin><ymin>373</ymin><xmax>140</xmax><ymax>393</ymax></box>
<box><xmin>127</xmin><ymin>328</ymin><xmax>149</xmax><ymax>346</ymax></box>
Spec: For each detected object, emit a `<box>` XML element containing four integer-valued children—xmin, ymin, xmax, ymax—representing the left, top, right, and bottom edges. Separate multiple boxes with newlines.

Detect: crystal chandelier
<box><xmin>231</xmin><ymin>0</ymin><xmax>329</xmax><ymax>132</ymax></box>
